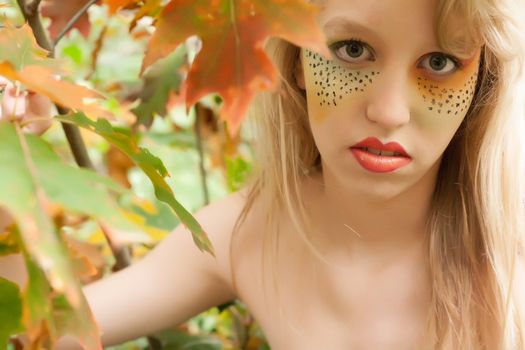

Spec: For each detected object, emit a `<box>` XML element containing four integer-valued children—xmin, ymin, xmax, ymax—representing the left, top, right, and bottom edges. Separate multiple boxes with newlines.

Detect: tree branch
<box><xmin>16</xmin><ymin>0</ymin><xmax>95</xmax><ymax>171</ymax></box>
<box><xmin>54</xmin><ymin>0</ymin><xmax>99</xmax><ymax>46</ymax></box>
<box><xmin>194</xmin><ymin>103</ymin><xmax>210</xmax><ymax>206</ymax></box>
<box><xmin>14</xmin><ymin>3</ymin><xmax>161</xmax><ymax>348</ymax></box>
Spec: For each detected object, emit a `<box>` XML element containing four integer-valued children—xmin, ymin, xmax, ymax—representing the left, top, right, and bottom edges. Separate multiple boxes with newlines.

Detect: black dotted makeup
<box><xmin>304</xmin><ymin>49</ymin><xmax>379</xmax><ymax>107</ymax></box>
<box><xmin>416</xmin><ymin>71</ymin><xmax>478</xmax><ymax>116</ymax></box>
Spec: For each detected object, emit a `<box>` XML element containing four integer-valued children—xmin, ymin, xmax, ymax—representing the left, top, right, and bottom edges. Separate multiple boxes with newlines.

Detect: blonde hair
<box><xmin>232</xmin><ymin>0</ymin><xmax>525</xmax><ymax>348</ymax></box>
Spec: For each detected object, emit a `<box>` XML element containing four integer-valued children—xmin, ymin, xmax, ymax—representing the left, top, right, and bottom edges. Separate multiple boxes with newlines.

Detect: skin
<box><xmin>295</xmin><ymin>0</ymin><xmax>481</xmax><ymax>258</ymax></box>
<box><xmin>1</xmin><ymin>0</ymin><xmax>492</xmax><ymax>349</ymax></box>
<box><xmin>237</xmin><ymin>0</ymin><xmax>484</xmax><ymax>348</ymax></box>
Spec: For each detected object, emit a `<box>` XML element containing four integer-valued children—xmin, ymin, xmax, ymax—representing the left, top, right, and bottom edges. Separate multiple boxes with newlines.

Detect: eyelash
<box><xmin>328</xmin><ymin>38</ymin><xmax>464</xmax><ymax>75</ymax></box>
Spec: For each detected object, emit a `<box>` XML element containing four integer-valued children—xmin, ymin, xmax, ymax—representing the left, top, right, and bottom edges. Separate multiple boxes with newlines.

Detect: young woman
<box><xmin>52</xmin><ymin>0</ymin><xmax>525</xmax><ymax>348</ymax></box>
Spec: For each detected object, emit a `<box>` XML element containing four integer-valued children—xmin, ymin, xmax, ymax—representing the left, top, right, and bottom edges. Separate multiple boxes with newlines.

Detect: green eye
<box><xmin>345</xmin><ymin>41</ymin><xmax>364</xmax><ymax>58</ymax></box>
<box><xmin>429</xmin><ymin>55</ymin><xmax>448</xmax><ymax>70</ymax></box>
<box><xmin>421</xmin><ymin>53</ymin><xmax>460</xmax><ymax>75</ymax></box>
<box><xmin>329</xmin><ymin>39</ymin><xmax>374</xmax><ymax>63</ymax></box>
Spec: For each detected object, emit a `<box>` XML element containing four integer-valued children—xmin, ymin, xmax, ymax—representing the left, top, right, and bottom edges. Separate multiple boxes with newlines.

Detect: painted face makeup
<box><xmin>303</xmin><ymin>47</ymin><xmax>480</xmax><ymax>121</ymax></box>
<box><xmin>304</xmin><ymin>49</ymin><xmax>380</xmax><ymax>108</ymax></box>
<box><xmin>414</xmin><ymin>55</ymin><xmax>480</xmax><ymax>117</ymax></box>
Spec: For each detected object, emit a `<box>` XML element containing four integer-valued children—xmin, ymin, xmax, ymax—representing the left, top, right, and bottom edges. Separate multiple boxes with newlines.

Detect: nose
<box><xmin>365</xmin><ymin>69</ymin><xmax>411</xmax><ymax>129</ymax></box>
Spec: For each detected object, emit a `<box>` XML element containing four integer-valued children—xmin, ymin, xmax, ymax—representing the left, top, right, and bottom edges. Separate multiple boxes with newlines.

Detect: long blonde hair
<box><xmin>233</xmin><ymin>0</ymin><xmax>525</xmax><ymax>348</ymax></box>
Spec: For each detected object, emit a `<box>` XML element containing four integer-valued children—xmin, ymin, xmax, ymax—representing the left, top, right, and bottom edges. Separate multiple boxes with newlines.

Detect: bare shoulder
<box><xmin>184</xmin><ymin>189</ymin><xmax>252</xmax><ymax>287</ymax></box>
<box><xmin>75</xmin><ymin>189</ymin><xmax>256</xmax><ymax>347</ymax></box>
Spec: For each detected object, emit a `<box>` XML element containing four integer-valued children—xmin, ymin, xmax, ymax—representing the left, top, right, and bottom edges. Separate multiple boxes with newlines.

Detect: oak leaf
<box><xmin>143</xmin><ymin>0</ymin><xmax>329</xmax><ymax>133</ymax></box>
<box><xmin>41</xmin><ymin>0</ymin><xmax>94</xmax><ymax>40</ymax></box>
<box><xmin>58</xmin><ymin>113</ymin><xmax>215</xmax><ymax>255</ymax></box>
<box><xmin>0</xmin><ymin>24</ymin><xmax>135</xmax><ymax>122</ymax></box>
<box><xmin>103</xmin><ymin>0</ymin><xmax>136</xmax><ymax>14</ymax></box>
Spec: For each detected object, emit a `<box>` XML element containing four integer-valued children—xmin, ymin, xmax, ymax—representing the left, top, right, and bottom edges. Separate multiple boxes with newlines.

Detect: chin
<box><xmin>349</xmin><ymin>179</ymin><xmax>410</xmax><ymax>203</ymax></box>
<box><xmin>324</xmin><ymin>162</ymin><xmax>414</xmax><ymax>202</ymax></box>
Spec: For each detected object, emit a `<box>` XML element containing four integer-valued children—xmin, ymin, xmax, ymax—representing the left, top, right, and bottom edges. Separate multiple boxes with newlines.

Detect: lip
<box><xmin>349</xmin><ymin>137</ymin><xmax>412</xmax><ymax>173</ymax></box>
<box><xmin>350</xmin><ymin>137</ymin><xmax>411</xmax><ymax>158</ymax></box>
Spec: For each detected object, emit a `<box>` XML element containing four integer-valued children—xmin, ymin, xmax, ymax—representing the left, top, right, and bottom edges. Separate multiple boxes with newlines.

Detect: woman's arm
<box><xmin>51</xmin><ymin>191</ymin><xmax>245</xmax><ymax>348</ymax></box>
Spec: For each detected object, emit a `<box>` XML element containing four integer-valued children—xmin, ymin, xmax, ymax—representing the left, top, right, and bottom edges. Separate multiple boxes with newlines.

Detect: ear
<box><xmin>294</xmin><ymin>49</ymin><xmax>306</xmax><ymax>90</ymax></box>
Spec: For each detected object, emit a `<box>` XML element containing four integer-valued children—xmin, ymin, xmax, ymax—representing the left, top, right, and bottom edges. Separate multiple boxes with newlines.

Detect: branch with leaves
<box><xmin>0</xmin><ymin>0</ymin><xmax>328</xmax><ymax>348</ymax></box>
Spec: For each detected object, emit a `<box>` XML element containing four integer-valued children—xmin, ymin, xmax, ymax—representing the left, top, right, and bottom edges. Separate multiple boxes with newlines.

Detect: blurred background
<box><xmin>1</xmin><ymin>0</ymin><xmax>267</xmax><ymax>348</ymax></box>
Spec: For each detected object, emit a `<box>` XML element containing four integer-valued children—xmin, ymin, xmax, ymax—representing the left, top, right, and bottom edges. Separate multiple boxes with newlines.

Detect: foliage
<box><xmin>0</xmin><ymin>0</ymin><xmax>327</xmax><ymax>348</ymax></box>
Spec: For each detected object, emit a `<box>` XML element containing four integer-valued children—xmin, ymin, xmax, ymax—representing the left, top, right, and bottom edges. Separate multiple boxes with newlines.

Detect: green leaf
<box><xmin>0</xmin><ymin>122</ymin><xmax>144</xmax><ymax>234</ymax></box>
<box><xmin>0</xmin><ymin>277</ymin><xmax>23</xmax><ymax>349</ymax></box>
<box><xmin>23</xmin><ymin>256</ymin><xmax>102</xmax><ymax>350</ymax></box>
<box><xmin>0</xmin><ymin>23</ymin><xmax>55</xmax><ymax>70</ymax></box>
<box><xmin>57</xmin><ymin>113</ymin><xmax>215</xmax><ymax>255</ymax></box>
<box><xmin>0</xmin><ymin>232</ymin><xmax>19</xmax><ymax>256</ymax></box>
<box><xmin>154</xmin><ymin>329</ymin><xmax>222</xmax><ymax>350</ymax></box>
<box><xmin>226</xmin><ymin>156</ymin><xmax>252</xmax><ymax>192</ymax></box>
<box><xmin>0</xmin><ymin>122</ymin><xmax>139</xmax><ymax>348</ymax></box>
<box><xmin>133</xmin><ymin>45</ymin><xmax>187</xmax><ymax>127</ymax></box>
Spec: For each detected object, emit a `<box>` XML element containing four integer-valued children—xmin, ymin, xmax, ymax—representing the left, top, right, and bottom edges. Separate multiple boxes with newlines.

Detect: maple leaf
<box><xmin>129</xmin><ymin>0</ymin><xmax>162</xmax><ymax>29</ymax></box>
<box><xmin>132</xmin><ymin>44</ymin><xmax>187</xmax><ymax>127</ymax></box>
<box><xmin>103</xmin><ymin>0</ymin><xmax>136</xmax><ymax>14</ymax></box>
<box><xmin>41</xmin><ymin>0</ymin><xmax>95</xmax><ymax>40</ymax></box>
<box><xmin>0</xmin><ymin>24</ymin><xmax>135</xmax><ymax>122</ymax></box>
<box><xmin>57</xmin><ymin>113</ymin><xmax>215</xmax><ymax>255</ymax></box>
<box><xmin>0</xmin><ymin>23</ymin><xmax>51</xmax><ymax>70</ymax></box>
<box><xmin>0</xmin><ymin>122</ymin><xmax>158</xmax><ymax>348</ymax></box>
<box><xmin>143</xmin><ymin>0</ymin><xmax>330</xmax><ymax>133</ymax></box>
<box><xmin>0</xmin><ymin>277</ymin><xmax>23</xmax><ymax>349</ymax></box>
<box><xmin>0</xmin><ymin>62</ymin><xmax>135</xmax><ymax>122</ymax></box>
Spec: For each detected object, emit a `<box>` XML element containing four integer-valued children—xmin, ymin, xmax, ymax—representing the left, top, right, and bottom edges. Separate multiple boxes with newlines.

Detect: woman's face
<box><xmin>298</xmin><ymin>0</ymin><xmax>481</xmax><ymax>200</ymax></box>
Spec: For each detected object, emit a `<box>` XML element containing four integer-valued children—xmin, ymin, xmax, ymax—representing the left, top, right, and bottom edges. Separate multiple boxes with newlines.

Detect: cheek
<box><xmin>303</xmin><ymin>50</ymin><xmax>379</xmax><ymax>120</ymax></box>
<box><xmin>413</xmin><ymin>59</ymin><xmax>480</xmax><ymax>120</ymax></box>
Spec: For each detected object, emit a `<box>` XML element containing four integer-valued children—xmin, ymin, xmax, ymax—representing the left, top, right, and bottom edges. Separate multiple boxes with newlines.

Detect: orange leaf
<box><xmin>0</xmin><ymin>62</ymin><xmax>135</xmax><ymax>123</ymax></box>
<box><xmin>0</xmin><ymin>23</ymin><xmax>51</xmax><ymax>70</ymax></box>
<box><xmin>41</xmin><ymin>0</ymin><xmax>95</xmax><ymax>40</ymax></box>
<box><xmin>143</xmin><ymin>0</ymin><xmax>330</xmax><ymax>134</ymax></box>
<box><xmin>103</xmin><ymin>0</ymin><xmax>136</xmax><ymax>14</ymax></box>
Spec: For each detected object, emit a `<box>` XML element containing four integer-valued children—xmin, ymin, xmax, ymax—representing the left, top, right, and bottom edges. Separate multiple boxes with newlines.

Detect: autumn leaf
<box><xmin>0</xmin><ymin>124</ymin><xmax>106</xmax><ymax>349</ymax></box>
<box><xmin>0</xmin><ymin>277</ymin><xmax>23</xmax><ymax>349</ymax></box>
<box><xmin>129</xmin><ymin>0</ymin><xmax>163</xmax><ymax>30</ymax></box>
<box><xmin>0</xmin><ymin>62</ymin><xmax>135</xmax><ymax>122</ymax></box>
<box><xmin>143</xmin><ymin>0</ymin><xmax>329</xmax><ymax>133</ymax></box>
<box><xmin>132</xmin><ymin>44</ymin><xmax>187</xmax><ymax>127</ymax></box>
<box><xmin>0</xmin><ymin>24</ymin><xmax>135</xmax><ymax>122</ymax></box>
<box><xmin>41</xmin><ymin>0</ymin><xmax>95</xmax><ymax>40</ymax></box>
<box><xmin>0</xmin><ymin>121</ymin><xmax>167</xmax><ymax>346</ymax></box>
<box><xmin>23</xmin><ymin>255</ymin><xmax>101</xmax><ymax>350</ymax></box>
<box><xmin>107</xmin><ymin>144</ymin><xmax>135</xmax><ymax>188</ymax></box>
<box><xmin>0</xmin><ymin>23</ymin><xmax>51</xmax><ymax>70</ymax></box>
<box><xmin>103</xmin><ymin>0</ymin><xmax>136</xmax><ymax>14</ymax></box>
<box><xmin>57</xmin><ymin>112</ymin><xmax>215</xmax><ymax>255</ymax></box>
<box><xmin>0</xmin><ymin>230</ymin><xmax>19</xmax><ymax>255</ymax></box>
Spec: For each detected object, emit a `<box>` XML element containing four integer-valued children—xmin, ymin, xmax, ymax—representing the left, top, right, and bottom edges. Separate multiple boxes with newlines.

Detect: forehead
<box><xmin>317</xmin><ymin>0</ymin><xmax>440</xmax><ymax>52</ymax></box>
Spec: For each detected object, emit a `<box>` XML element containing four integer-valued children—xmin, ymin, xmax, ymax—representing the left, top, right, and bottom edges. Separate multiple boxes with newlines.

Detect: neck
<box><xmin>306</xmin><ymin>160</ymin><xmax>440</xmax><ymax>259</ymax></box>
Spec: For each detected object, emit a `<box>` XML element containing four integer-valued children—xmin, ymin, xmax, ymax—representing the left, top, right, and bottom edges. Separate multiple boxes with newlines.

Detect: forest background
<box><xmin>0</xmin><ymin>0</ymin><xmax>328</xmax><ymax>349</ymax></box>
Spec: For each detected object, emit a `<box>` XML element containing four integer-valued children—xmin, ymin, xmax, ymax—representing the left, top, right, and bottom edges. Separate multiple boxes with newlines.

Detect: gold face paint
<box><xmin>412</xmin><ymin>52</ymin><xmax>480</xmax><ymax>117</ymax></box>
<box><xmin>303</xmin><ymin>47</ymin><xmax>481</xmax><ymax>123</ymax></box>
<box><xmin>304</xmin><ymin>49</ymin><xmax>379</xmax><ymax>109</ymax></box>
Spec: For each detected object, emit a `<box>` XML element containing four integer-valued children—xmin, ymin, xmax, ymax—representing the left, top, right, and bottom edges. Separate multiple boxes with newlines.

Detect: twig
<box><xmin>194</xmin><ymin>103</ymin><xmax>210</xmax><ymax>206</ymax></box>
<box><xmin>54</xmin><ymin>0</ymin><xmax>99</xmax><ymax>45</ymax></box>
<box><xmin>15</xmin><ymin>3</ymin><xmax>162</xmax><ymax>349</ymax></box>
<box><xmin>17</xmin><ymin>0</ymin><xmax>41</xmax><ymax>17</ymax></box>
<box><xmin>16</xmin><ymin>0</ymin><xmax>96</xmax><ymax>171</ymax></box>
<box><xmin>57</xmin><ymin>106</ymin><xmax>95</xmax><ymax>169</ymax></box>
<box><xmin>99</xmin><ymin>224</ymin><xmax>132</xmax><ymax>272</ymax></box>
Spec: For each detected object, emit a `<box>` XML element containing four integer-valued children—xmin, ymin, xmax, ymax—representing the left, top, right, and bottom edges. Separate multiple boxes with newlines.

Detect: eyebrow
<box><xmin>323</xmin><ymin>17</ymin><xmax>376</xmax><ymax>36</ymax></box>
<box><xmin>323</xmin><ymin>16</ymin><xmax>473</xmax><ymax>58</ymax></box>
<box><xmin>322</xmin><ymin>16</ymin><xmax>384</xmax><ymax>44</ymax></box>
